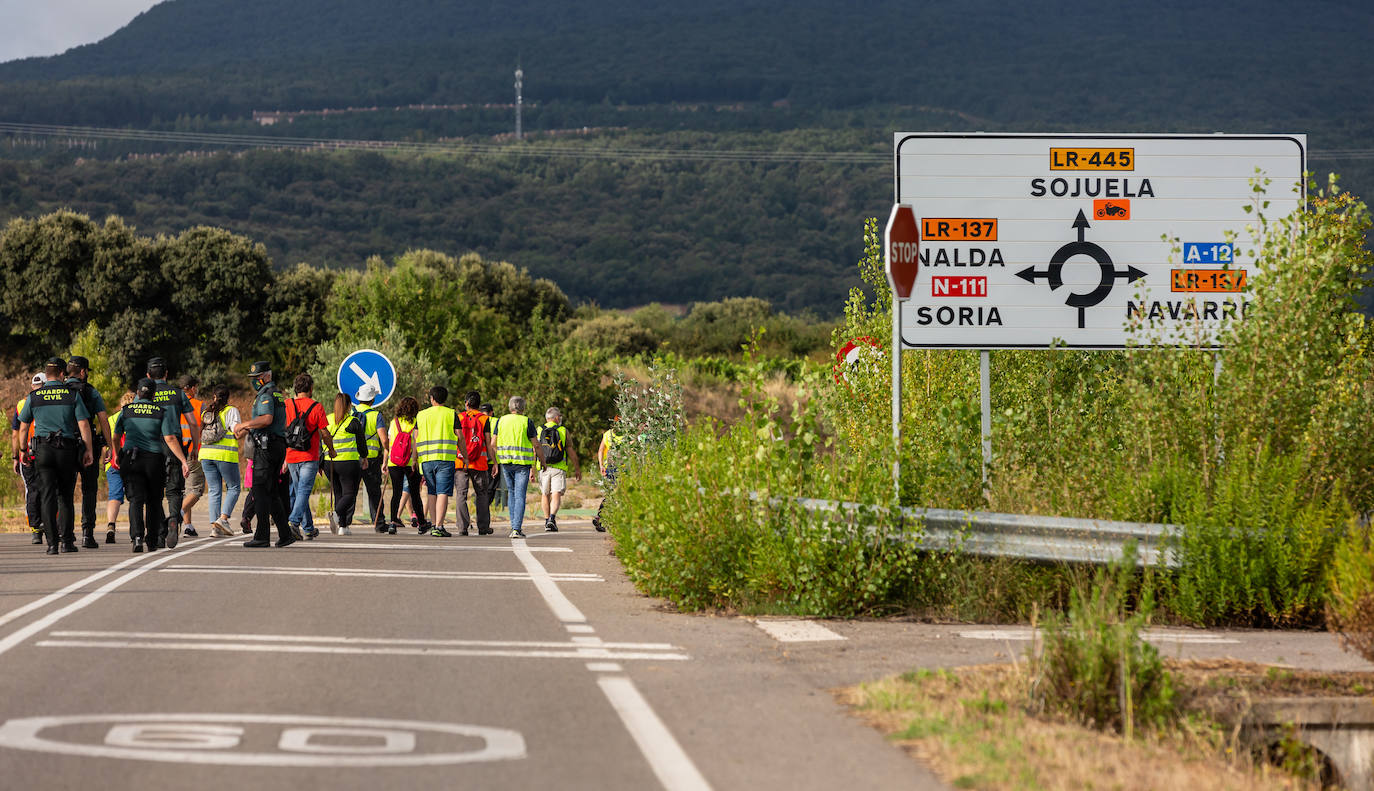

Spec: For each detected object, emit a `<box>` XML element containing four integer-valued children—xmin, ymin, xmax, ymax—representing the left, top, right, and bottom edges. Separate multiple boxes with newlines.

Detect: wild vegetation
<box><xmin>603</xmin><ymin>177</ymin><xmax>1374</xmax><ymax>626</ymax></box>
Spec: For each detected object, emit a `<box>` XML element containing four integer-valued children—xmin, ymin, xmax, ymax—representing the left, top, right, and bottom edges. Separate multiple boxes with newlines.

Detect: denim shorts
<box><xmin>422</xmin><ymin>460</ymin><xmax>454</xmax><ymax>497</ymax></box>
<box><xmin>106</xmin><ymin>467</ymin><xmax>126</xmax><ymax>503</ymax></box>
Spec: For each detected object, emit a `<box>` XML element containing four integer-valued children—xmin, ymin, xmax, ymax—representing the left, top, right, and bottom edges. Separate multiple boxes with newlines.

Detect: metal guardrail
<box><xmin>787</xmin><ymin>496</ymin><xmax>1178</xmax><ymax>568</ymax></box>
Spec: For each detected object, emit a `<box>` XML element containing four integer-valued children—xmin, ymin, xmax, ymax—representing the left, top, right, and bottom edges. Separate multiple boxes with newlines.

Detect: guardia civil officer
<box><xmin>233</xmin><ymin>361</ymin><xmax>296</xmax><ymax>548</ymax></box>
<box><xmin>147</xmin><ymin>357</ymin><xmax>198</xmax><ymax>549</ymax></box>
<box><xmin>65</xmin><ymin>356</ymin><xmax>113</xmax><ymax>549</ymax></box>
<box><xmin>113</xmin><ymin>379</ymin><xmax>189</xmax><ymax>553</ymax></box>
<box><xmin>17</xmin><ymin>358</ymin><xmax>95</xmax><ymax>555</ymax></box>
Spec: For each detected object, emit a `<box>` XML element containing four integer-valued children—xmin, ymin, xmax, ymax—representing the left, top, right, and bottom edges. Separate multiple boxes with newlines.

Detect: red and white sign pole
<box><xmin>884</xmin><ymin>204</ymin><xmax>919</xmax><ymax>502</ymax></box>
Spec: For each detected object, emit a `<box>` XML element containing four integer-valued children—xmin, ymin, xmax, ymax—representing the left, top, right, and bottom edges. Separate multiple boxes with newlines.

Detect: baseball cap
<box><xmin>30</xmin><ymin>373</ymin><xmax>45</xmax><ymax>386</ymax></box>
<box><xmin>68</xmin><ymin>355</ymin><xmax>90</xmax><ymax>369</ymax></box>
<box><xmin>355</xmin><ymin>383</ymin><xmax>380</xmax><ymax>402</ymax></box>
<box><xmin>45</xmin><ymin>356</ymin><xmax>66</xmax><ymax>369</ymax></box>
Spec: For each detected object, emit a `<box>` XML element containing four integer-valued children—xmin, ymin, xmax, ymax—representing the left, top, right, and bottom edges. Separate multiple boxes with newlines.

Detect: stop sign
<box><xmin>884</xmin><ymin>204</ymin><xmax>920</xmax><ymax>300</ymax></box>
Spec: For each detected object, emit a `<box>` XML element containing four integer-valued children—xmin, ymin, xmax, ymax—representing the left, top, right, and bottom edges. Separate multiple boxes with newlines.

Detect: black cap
<box><xmin>136</xmin><ymin>378</ymin><xmax>157</xmax><ymax>393</ymax></box>
<box><xmin>147</xmin><ymin>356</ymin><xmax>166</xmax><ymax>368</ymax></box>
<box><xmin>68</xmin><ymin>355</ymin><xmax>89</xmax><ymax>369</ymax></box>
<box><xmin>45</xmin><ymin>356</ymin><xmax>66</xmax><ymax>369</ymax></box>
<box><xmin>248</xmin><ymin>360</ymin><xmax>272</xmax><ymax>377</ymax></box>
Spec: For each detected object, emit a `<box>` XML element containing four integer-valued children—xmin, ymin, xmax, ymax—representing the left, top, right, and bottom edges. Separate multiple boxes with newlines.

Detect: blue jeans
<box><xmin>422</xmin><ymin>460</ymin><xmax>455</xmax><ymax>497</ymax></box>
<box><xmin>202</xmin><ymin>459</ymin><xmax>241</xmax><ymax>519</ymax></box>
<box><xmin>500</xmin><ymin>464</ymin><xmax>532</xmax><ymax>532</ymax></box>
<box><xmin>288</xmin><ymin>460</ymin><xmax>319</xmax><ymax>529</ymax></box>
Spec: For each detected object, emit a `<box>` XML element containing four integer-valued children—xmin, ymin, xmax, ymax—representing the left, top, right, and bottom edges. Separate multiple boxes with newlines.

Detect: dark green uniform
<box><xmin>152</xmin><ymin>379</ymin><xmax>194</xmax><ymax>543</ymax></box>
<box><xmin>113</xmin><ymin>399</ymin><xmax>177</xmax><ymax>550</ymax></box>
<box><xmin>67</xmin><ymin>377</ymin><xmax>108</xmax><ymax>543</ymax></box>
<box><xmin>18</xmin><ymin>381</ymin><xmax>91</xmax><ymax>550</ymax></box>
<box><xmin>249</xmin><ymin>381</ymin><xmax>292</xmax><ymax>544</ymax></box>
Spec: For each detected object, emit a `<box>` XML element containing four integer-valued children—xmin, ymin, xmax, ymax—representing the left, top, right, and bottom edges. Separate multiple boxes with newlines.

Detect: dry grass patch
<box><xmin>840</xmin><ymin>661</ymin><xmax>1331</xmax><ymax>791</ymax></box>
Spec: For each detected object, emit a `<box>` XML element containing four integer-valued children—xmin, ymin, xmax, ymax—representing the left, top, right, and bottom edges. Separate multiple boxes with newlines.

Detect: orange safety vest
<box><xmin>181</xmin><ymin>396</ymin><xmax>203</xmax><ymax>446</ymax></box>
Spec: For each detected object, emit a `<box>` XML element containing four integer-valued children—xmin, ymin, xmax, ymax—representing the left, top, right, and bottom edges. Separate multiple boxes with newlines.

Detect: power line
<box><xmin>1</xmin><ymin>121</ymin><xmax>1370</xmax><ymax>163</ymax></box>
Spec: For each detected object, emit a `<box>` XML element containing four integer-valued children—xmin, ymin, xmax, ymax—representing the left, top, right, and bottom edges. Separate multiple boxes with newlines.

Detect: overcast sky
<box><xmin>0</xmin><ymin>0</ymin><xmax>161</xmax><ymax>64</ymax></box>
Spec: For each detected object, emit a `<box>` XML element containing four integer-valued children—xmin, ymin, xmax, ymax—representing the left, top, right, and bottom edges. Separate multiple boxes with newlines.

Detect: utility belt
<box><xmin>250</xmin><ymin>431</ymin><xmax>285</xmax><ymax>454</ymax></box>
<box><xmin>33</xmin><ymin>433</ymin><xmax>78</xmax><ymax>450</ymax></box>
<box><xmin>118</xmin><ymin>447</ymin><xmax>156</xmax><ymax>465</ymax></box>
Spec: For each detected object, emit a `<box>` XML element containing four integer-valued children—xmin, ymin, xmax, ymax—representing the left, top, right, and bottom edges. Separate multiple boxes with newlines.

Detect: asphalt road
<box><xmin>2</xmin><ymin>506</ymin><xmax>1369</xmax><ymax>790</ymax></box>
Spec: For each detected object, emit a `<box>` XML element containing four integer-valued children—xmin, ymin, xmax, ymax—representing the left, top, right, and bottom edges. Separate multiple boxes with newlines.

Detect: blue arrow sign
<box><xmin>337</xmin><ymin>349</ymin><xmax>397</xmax><ymax>407</ymax></box>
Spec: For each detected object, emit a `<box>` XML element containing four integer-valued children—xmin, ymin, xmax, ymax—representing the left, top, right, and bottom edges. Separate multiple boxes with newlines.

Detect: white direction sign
<box><xmin>894</xmin><ymin>133</ymin><xmax>1306</xmax><ymax>348</ymax></box>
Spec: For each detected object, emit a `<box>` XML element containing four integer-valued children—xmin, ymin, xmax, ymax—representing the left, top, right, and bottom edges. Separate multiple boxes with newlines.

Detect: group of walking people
<box><xmin>12</xmin><ymin>356</ymin><xmax>610</xmax><ymax>553</ymax></box>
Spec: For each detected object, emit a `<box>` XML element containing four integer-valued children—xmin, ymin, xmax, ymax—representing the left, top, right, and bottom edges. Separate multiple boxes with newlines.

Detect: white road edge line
<box><xmin>0</xmin><ymin>539</ymin><xmax>202</xmax><ymax>630</ymax></box>
<box><xmin>0</xmin><ymin>537</ymin><xmax>235</xmax><ymax>659</ymax></box>
<box><xmin>599</xmin><ymin>677</ymin><xmax>713</xmax><ymax>791</ymax></box>
<box><xmin>511</xmin><ymin>537</ymin><xmax>712</xmax><ymax>791</ymax></box>
<box><xmin>511</xmin><ymin>541</ymin><xmax>587</xmax><ymax>624</ymax></box>
<box><xmin>305</xmin><ymin>543</ymin><xmax>571</xmax><ymax>553</ymax></box>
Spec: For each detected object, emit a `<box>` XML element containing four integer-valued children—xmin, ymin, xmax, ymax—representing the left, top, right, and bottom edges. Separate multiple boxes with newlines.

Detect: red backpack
<box><xmin>458</xmin><ymin>411</ymin><xmax>488</xmax><ymax>468</ymax></box>
<box><xmin>389</xmin><ymin>422</ymin><xmax>415</xmax><ymax>466</ymax></box>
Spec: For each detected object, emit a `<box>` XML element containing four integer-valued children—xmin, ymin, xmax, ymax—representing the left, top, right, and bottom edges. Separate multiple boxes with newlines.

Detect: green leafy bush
<box><xmin>1327</xmin><ymin>523</ymin><xmax>1374</xmax><ymax>663</ymax></box>
<box><xmin>1030</xmin><ymin>548</ymin><xmax>1175</xmax><ymax>735</ymax></box>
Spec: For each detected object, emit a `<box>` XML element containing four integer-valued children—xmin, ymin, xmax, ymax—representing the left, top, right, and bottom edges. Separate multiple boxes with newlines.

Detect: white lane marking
<box><xmin>0</xmin><ymin>713</ymin><xmax>525</xmax><ymax>767</ymax></box>
<box><xmin>0</xmin><ymin>537</ymin><xmax>210</xmax><ymax>630</ymax></box>
<box><xmin>513</xmin><ymin>537</ymin><xmax>712</xmax><ymax>791</ymax></box>
<box><xmin>162</xmin><ymin>564</ymin><xmax>601</xmax><ymax>582</ymax></box>
<box><xmin>51</xmin><ymin>630</ymin><xmax>677</xmax><ymax>651</ymax></box>
<box><xmin>38</xmin><ymin>639</ymin><xmax>690</xmax><ymax>661</ymax></box>
<box><xmin>587</xmin><ymin>663</ymin><xmax>623</xmax><ymax>673</ymax></box>
<box><xmin>752</xmin><ymin>620</ymin><xmax>847</xmax><ymax>643</ymax></box>
<box><xmin>511</xmin><ymin>539</ymin><xmax>587</xmax><ymax>624</ymax></box>
<box><xmin>572</xmin><ymin>636</ymin><xmax>605</xmax><ymax>645</ymax></box>
<box><xmin>956</xmin><ymin>628</ymin><xmax>1240</xmax><ymax>645</ymax></box>
<box><xmin>0</xmin><ymin>538</ymin><xmax>234</xmax><ymax>660</ymax></box>
<box><xmin>599</xmin><ymin>677</ymin><xmax>714</xmax><ymax>791</ymax></box>
<box><xmin>300</xmin><ymin>542</ymin><xmax>570</xmax><ymax>553</ymax></box>
<box><xmin>566</xmin><ymin>624</ymin><xmax>596</xmax><ymax>634</ymax></box>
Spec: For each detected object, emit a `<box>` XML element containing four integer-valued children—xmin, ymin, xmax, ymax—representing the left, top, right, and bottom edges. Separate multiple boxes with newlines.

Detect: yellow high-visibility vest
<box><xmin>495</xmin><ymin>414</ymin><xmax>536</xmax><ymax>465</ymax></box>
<box><xmin>199</xmin><ymin>408</ymin><xmax>240</xmax><ymax>464</ymax></box>
<box><xmin>415</xmin><ymin>405</ymin><xmax>457</xmax><ymax>464</ymax></box>
<box><xmin>327</xmin><ymin>412</ymin><xmax>364</xmax><ymax>462</ymax></box>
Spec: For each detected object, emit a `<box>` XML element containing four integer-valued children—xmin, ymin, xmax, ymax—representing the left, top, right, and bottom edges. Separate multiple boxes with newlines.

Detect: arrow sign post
<box><xmin>337</xmin><ymin>349</ymin><xmax>398</xmax><ymax>408</ymax></box>
<box><xmin>884</xmin><ymin>204</ymin><xmax>920</xmax><ymax>502</ymax></box>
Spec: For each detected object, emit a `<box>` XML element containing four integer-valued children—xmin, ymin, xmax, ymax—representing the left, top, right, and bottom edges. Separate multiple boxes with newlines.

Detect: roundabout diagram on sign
<box><xmin>1015</xmin><ymin>210</ymin><xmax>1146</xmax><ymax>329</ymax></box>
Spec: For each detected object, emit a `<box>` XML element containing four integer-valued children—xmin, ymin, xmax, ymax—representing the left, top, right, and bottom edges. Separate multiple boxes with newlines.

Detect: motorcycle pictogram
<box><xmin>1015</xmin><ymin>210</ymin><xmax>1147</xmax><ymax>329</ymax></box>
<box><xmin>1096</xmin><ymin>202</ymin><xmax>1128</xmax><ymax>219</ymax></box>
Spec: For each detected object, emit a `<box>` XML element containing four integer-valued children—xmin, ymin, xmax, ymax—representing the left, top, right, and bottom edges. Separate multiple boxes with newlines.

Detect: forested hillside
<box><xmin>2</xmin><ymin>0</ymin><xmax>1371</xmax><ymax>135</ymax></box>
<box><xmin>0</xmin><ymin>131</ymin><xmax>889</xmax><ymax>311</ymax></box>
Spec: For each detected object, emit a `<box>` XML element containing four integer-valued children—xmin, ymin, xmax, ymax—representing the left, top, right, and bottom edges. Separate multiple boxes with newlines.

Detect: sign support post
<box><xmin>980</xmin><ymin>350</ymin><xmax>991</xmax><ymax>488</ymax></box>
<box><xmin>884</xmin><ymin>204</ymin><xmax>920</xmax><ymax>504</ymax></box>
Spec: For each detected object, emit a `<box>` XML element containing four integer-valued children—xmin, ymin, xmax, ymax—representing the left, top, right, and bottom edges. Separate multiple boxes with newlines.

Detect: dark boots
<box><xmin>82</xmin><ymin>526</ymin><xmax>99</xmax><ymax>549</ymax></box>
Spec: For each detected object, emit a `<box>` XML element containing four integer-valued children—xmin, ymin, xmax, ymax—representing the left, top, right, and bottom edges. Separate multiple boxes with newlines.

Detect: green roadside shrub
<box><xmin>1030</xmin><ymin>547</ymin><xmax>1175</xmax><ymax>735</ymax></box>
<box><xmin>1327</xmin><ymin>523</ymin><xmax>1374</xmax><ymax>663</ymax></box>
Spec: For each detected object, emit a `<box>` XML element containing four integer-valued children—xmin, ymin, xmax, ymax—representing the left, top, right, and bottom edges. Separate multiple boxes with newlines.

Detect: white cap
<box><xmin>355</xmin><ymin>383</ymin><xmax>380</xmax><ymax>402</ymax></box>
<box><xmin>30</xmin><ymin>373</ymin><xmax>45</xmax><ymax>386</ymax></box>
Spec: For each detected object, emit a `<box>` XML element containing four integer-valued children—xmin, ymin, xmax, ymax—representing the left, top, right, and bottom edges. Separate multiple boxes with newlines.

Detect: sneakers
<box><xmin>509</xmin><ymin>528</ymin><xmax>526</xmax><ymax>539</ymax></box>
<box><xmin>478</xmin><ymin>527</ymin><xmax>494</xmax><ymax>535</ymax></box>
<box><xmin>387</xmin><ymin>523</ymin><xmax>397</xmax><ymax>535</ymax></box>
<box><xmin>31</xmin><ymin>529</ymin><xmax>43</xmax><ymax>545</ymax></box>
<box><xmin>289</xmin><ymin>523</ymin><xmax>304</xmax><ymax>541</ymax></box>
<box><xmin>106</xmin><ymin>522</ymin><xmax>117</xmax><ymax>544</ymax></box>
<box><xmin>183</xmin><ymin>525</ymin><xmax>198</xmax><ymax>537</ymax></box>
<box><xmin>327</xmin><ymin>511</ymin><xmax>340</xmax><ymax>535</ymax></box>
<box><xmin>304</xmin><ymin>526</ymin><xmax>319</xmax><ymax>540</ymax></box>
<box><xmin>544</xmin><ymin>515</ymin><xmax>558</xmax><ymax>533</ymax></box>
<box><xmin>210</xmin><ymin>518</ymin><xmax>233</xmax><ymax>537</ymax></box>
<box><xmin>417</xmin><ymin>522</ymin><xmax>431</xmax><ymax>535</ymax></box>
<box><xmin>374</xmin><ymin>523</ymin><xmax>389</xmax><ymax>534</ymax></box>
<box><xmin>239</xmin><ymin>517</ymin><xmax>252</xmax><ymax>534</ymax></box>
<box><xmin>339</xmin><ymin>526</ymin><xmax>352</xmax><ymax>536</ymax></box>
<box><xmin>430</xmin><ymin>526</ymin><xmax>452</xmax><ymax>538</ymax></box>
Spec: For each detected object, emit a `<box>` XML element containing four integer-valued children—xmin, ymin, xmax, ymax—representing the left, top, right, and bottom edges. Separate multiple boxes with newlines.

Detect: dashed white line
<box><xmin>37</xmin><ymin>639</ymin><xmax>691</xmax><ymax>661</ymax></box>
<box><xmin>957</xmin><ymin>627</ymin><xmax>1240</xmax><ymax>645</ymax></box>
<box><xmin>510</xmin><ymin>541</ymin><xmax>587</xmax><ymax>624</ymax></box>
